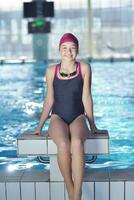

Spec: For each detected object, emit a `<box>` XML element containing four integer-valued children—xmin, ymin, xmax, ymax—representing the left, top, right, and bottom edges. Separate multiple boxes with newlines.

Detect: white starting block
<box><xmin>17</xmin><ymin>130</ymin><xmax>109</xmax><ymax>156</ymax></box>
<box><xmin>17</xmin><ymin>130</ymin><xmax>109</xmax><ymax>182</ymax></box>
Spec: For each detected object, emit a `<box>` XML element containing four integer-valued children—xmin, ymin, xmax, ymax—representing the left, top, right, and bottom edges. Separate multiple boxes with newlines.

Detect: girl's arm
<box><xmin>82</xmin><ymin>63</ymin><xmax>98</xmax><ymax>133</ymax></box>
<box><xmin>34</xmin><ymin>66</ymin><xmax>55</xmax><ymax>134</ymax></box>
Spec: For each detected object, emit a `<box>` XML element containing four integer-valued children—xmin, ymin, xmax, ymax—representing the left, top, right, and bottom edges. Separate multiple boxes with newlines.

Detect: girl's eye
<box><xmin>71</xmin><ymin>47</ymin><xmax>77</xmax><ymax>51</ymax></box>
<box><xmin>62</xmin><ymin>47</ymin><xmax>67</xmax><ymax>50</ymax></box>
<box><xmin>61</xmin><ymin>46</ymin><xmax>77</xmax><ymax>51</ymax></box>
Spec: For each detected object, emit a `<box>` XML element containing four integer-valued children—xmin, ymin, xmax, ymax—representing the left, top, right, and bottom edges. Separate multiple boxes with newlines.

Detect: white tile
<box><xmin>65</xmin><ymin>183</ymin><xmax>69</xmax><ymax>200</ymax></box>
<box><xmin>36</xmin><ymin>182</ymin><xmax>49</xmax><ymax>200</ymax></box>
<box><xmin>21</xmin><ymin>182</ymin><xmax>35</xmax><ymax>200</ymax></box>
<box><xmin>50</xmin><ymin>156</ymin><xmax>63</xmax><ymax>181</ymax></box>
<box><xmin>125</xmin><ymin>181</ymin><xmax>134</xmax><ymax>200</ymax></box>
<box><xmin>6</xmin><ymin>182</ymin><xmax>20</xmax><ymax>200</ymax></box>
<box><xmin>0</xmin><ymin>183</ymin><xmax>6</xmax><ymax>200</ymax></box>
<box><xmin>95</xmin><ymin>182</ymin><xmax>109</xmax><ymax>200</ymax></box>
<box><xmin>18</xmin><ymin>140</ymin><xmax>47</xmax><ymax>155</ymax></box>
<box><xmin>65</xmin><ymin>182</ymin><xmax>94</xmax><ymax>200</ymax></box>
<box><xmin>48</xmin><ymin>140</ymin><xmax>57</xmax><ymax>154</ymax></box>
<box><xmin>110</xmin><ymin>182</ymin><xmax>124</xmax><ymax>200</ymax></box>
<box><xmin>82</xmin><ymin>182</ymin><xmax>94</xmax><ymax>200</ymax></box>
<box><xmin>50</xmin><ymin>182</ymin><xmax>65</xmax><ymax>200</ymax></box>
<box><xmin>84</xmin><ymin>139</ymin><xmax>108</xmax><ymax>154</ymax></box>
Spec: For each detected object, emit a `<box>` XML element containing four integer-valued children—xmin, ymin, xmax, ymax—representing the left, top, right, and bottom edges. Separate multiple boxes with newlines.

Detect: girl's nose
<box><xmin>67</xmin><ymin>48</ymin><xmax>72</xmax><ymax>54</ymax></box>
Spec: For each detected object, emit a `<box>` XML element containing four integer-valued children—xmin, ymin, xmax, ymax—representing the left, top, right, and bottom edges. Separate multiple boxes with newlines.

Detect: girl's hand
<box><xmin>34</xmin><ymin>127</ymin><xmax>41</xmax><ymax>135</ymax></box>
<box><xmin>90</xmin><ymin>124</ymin><xmax>99</xmax><ymax>134</ymax></box>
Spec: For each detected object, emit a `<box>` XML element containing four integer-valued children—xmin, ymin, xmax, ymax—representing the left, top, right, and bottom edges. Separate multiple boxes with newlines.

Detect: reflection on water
<box><xmin>0</xmin><ymin>61</ymin><xmax>134</xmax><ymax>171</ymax></box>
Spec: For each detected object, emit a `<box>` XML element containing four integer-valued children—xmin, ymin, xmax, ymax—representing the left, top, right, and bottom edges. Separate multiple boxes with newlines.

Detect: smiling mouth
<box><xmin>64</xmin><ymin>54</ymin><xmax>73</xmax><ymax>58</ymax></box>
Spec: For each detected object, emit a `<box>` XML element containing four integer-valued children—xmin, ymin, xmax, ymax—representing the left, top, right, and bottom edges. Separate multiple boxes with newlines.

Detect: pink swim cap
<box><xmin>59</xmin><ymin>33</ymin><xmax>79</xmax><ymax>50</ymax></box>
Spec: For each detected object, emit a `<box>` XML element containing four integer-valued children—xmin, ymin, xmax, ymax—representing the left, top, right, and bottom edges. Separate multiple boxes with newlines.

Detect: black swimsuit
<box><xmin>51</xmin><ymin>62</ymin><xmax>84</xmax><ymax>125</ymax></box>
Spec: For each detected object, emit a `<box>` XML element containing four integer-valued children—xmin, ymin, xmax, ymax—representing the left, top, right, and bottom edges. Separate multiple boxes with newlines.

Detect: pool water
<box><xmin>0</xmin><ymin>61</ymin><xmax>134</xmax><ymax>171</ymax></box>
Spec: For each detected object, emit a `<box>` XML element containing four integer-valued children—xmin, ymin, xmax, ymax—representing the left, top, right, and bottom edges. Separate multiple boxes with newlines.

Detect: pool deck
<box><xmin>0</xmin><ymin>168</ymin><xmax>134</xmax><ymax>200</ymax></box>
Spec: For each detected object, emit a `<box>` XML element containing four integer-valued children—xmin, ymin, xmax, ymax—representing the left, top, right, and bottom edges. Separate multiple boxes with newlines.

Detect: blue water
<box><xmin>0</xmin><ymin>61</ymin><xmax>134</xmax><ymax>172</ymax></box>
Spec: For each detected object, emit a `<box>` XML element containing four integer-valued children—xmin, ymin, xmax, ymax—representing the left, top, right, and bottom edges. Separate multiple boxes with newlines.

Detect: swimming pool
<box><xmin>0</xmin><ymin>61</ymin><xmax>134</xmax><ymax>171</ymax></box>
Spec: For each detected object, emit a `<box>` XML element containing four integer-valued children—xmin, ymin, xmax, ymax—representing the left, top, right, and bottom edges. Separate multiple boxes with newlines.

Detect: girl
<box><xmin>34</xmin><ymin>33</ymin><xmax>98</xmax><ymax>200</ymax></box>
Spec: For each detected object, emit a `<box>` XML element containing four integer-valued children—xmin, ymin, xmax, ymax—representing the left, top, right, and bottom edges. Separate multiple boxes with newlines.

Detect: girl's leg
<box><xmin>69</xmin><ymin>115</ymin><xmax>89</xmax><ymax>200</ymax></box>
<box><xmin>48</xmin><ymin>114</ymin><xmax>74</xmax><ymax>200</ymax></box>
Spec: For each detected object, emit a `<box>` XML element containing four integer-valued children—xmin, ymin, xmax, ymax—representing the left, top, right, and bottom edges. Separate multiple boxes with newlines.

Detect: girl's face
<box><xmin>59</xmin><ymin>42</ymin><xmax>78</xmax><ymax>61</ymax></box>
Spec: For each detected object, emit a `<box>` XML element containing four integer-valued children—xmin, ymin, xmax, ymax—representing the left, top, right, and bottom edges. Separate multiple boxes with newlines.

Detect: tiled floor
<box><xmin>0</xmin><ymin>169</ymin><xmax>134</xmax><ymax>200</ymax></box>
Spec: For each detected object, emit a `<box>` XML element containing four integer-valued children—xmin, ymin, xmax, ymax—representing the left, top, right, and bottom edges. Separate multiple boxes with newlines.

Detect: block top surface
<box><xmin>17</xmin><ymin>130</ymin><xmax>109</xmax><ymax>140</ymax></box>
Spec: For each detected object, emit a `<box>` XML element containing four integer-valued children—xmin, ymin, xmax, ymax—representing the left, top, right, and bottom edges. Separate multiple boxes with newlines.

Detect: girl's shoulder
<box><xmin>80</xmin><ymin>62</ymin><xmax>91</xmax><ymax>69</ymax></box>
<box><xmin>46</xmin><ymin>64</ymin><xmax>55</xmax><ymax>73</ymax></box>
<box><xmin>45</xmin><ymin>64</ymin><xmax>59</xmax><ymax>81</ymax></box>
<box><xmin>79</xmin><ymin>62</ymin><xmax>91</xmax><ymax>77</ymax></box>
<box><xmin>45</xmin><ymin>64</ymin><xmax>56</xmax><ymax>77</ymax></box>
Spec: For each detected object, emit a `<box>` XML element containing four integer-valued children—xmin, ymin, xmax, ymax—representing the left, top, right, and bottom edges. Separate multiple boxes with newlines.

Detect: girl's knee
<box><xmin>71</xmin><ymin>138</ymin><xmax>84</xmax><ymax>152</ymax></box>
<box><xmin>57</xmin><ymin>140</ymin><xmax>71</xmax><ymax>153</ymax></box>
